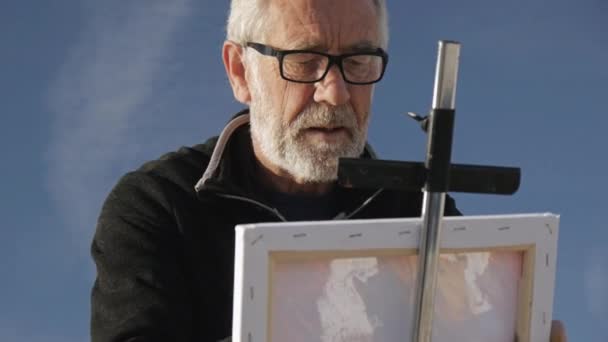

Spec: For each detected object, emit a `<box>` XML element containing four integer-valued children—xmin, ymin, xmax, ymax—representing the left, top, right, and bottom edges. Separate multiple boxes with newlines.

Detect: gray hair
<box><xmin>226</xmin><ymin>0</ymin><xmax>389</xmax><ymax>49</ymax></box>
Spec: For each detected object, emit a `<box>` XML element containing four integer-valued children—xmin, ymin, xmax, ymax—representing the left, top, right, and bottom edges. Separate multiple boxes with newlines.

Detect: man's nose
<box><xmin>313</xmin><ymin>65</ymin><xmax>351</xmax><ymax>106</ymax></box>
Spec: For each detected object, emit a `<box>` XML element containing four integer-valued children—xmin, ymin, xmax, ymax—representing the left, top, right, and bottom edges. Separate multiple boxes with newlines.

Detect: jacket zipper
<box><xmin>216</xmin><ymin>193</ymin><xmax>288</xmax><ymax>222</ymax></box>
<box><xmin>216</xmin><ymin>188</ymin><xmax>384</xmax><ymax>222</ymax></box>
<box><xmin>342</xmin><ymin>188</ymin><xmax>384</xmax><ymax>219</ymax></box>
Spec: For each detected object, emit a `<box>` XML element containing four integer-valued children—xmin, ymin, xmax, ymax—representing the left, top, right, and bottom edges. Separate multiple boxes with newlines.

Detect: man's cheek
<box><xmin>284</xmin><ymin>88</ymin><xmax>313</xmax><ymax>124</ymax></box>
<box><xmin>353</xmin><ymin>92</ymin><xmax>373</xmax><ymax>126</ymax></box>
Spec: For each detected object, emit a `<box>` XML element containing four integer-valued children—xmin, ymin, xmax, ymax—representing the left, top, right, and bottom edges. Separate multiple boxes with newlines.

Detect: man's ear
<box><xmin>223</xmin><ymin>41</ymin><xmax>252</xmax><ymax>105</ymax></box>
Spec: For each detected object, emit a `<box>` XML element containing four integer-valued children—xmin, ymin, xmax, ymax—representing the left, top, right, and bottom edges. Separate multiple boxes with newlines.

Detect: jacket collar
<box><xmin>194</xmin><ymin>109</ymin><xmax>383</xmax><ymax>219</ymax></box>
<box><xmin>194</xmin><ymin>111</ymin><xmax>250</xmax><ymax>193</ymax></box>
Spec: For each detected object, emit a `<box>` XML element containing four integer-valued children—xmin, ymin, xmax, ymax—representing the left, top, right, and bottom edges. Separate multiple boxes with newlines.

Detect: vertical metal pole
<box><xmin>412</xmin><ymin>41</ymin><xmax>461</xmax><ymax>342</ymax></box>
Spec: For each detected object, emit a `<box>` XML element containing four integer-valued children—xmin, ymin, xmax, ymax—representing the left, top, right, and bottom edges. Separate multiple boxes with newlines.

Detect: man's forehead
<box><xmin>266</xmin><ymin>0</ymin><xmax>380</xmax><ymax>51</ymax></box>
<box><xmin>283</xmin><ymin>40</ymin><xmax>378</xmax><ymax>52</ymax></box>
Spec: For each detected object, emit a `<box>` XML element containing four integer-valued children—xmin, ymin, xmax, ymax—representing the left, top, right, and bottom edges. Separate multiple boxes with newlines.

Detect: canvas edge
<box><xmin>233</xmin><ymin>224</ymin><xmax>271</xmax><ymax>342</ymax></box>
<box><xmin>529</xmin><ymin>214</ymin><xmax>560</xmax><ymax>342</ymax></box>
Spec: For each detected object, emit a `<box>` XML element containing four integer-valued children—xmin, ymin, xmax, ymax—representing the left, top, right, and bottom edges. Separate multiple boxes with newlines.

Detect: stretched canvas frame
<box><xmin>232</xmin><ymin>213</ymin><xmax>559</xmax><ymax>342</ymax></box>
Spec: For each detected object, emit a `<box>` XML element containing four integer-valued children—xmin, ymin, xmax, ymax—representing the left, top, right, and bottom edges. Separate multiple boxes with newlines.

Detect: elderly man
<box><xmin>91</xmin><ymin>0</ymin><xmax>566</xmax><ymax>341</ymax></box>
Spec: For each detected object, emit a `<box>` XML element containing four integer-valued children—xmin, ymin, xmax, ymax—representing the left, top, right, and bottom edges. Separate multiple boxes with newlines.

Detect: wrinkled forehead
<box><xmin>265</xmin><ymin>0</ymin><xmax>380</xmax><ymax>52</ymax></box>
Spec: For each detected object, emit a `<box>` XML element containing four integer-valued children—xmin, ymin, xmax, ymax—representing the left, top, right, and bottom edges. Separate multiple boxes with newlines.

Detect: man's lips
<box><xmin>305</xmin><ymin>126</ymin><xmax>346</xmax><ymax>132</ymax></box>
<box><xmin>302</xmin><ymin>127</ymin><xmax>351</xmax><ymax>141</ymax></box>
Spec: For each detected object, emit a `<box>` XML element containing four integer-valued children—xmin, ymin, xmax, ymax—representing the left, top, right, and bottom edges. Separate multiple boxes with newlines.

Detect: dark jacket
<box><xmin>91</xmin><ymin>111</ymin><xmax>459</xmax><ymax>342</ymax></box>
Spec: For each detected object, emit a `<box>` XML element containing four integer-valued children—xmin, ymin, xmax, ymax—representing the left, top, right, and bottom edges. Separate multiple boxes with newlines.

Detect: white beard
<box><xmin>248</xmin><ymin>70</ymin><xmax>368</xmax><ymax>183</ymax></box>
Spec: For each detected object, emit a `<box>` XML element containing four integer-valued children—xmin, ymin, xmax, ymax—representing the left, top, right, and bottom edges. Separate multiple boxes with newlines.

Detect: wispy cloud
<box><xmin>46</xmin><ymin>0</ymin><xmax>192</xmax><ymax>252</ymax></box>
<box><xmin>584</xmin><ymin>247</ymin><xmax>608</xmax><ymax>319</ymax></box>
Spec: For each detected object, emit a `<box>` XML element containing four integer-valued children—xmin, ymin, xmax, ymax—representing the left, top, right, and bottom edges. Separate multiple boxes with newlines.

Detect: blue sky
<box><xmin>0</xmin><ymin>0</ymin><xmax>606</xmax><ymax>341</ymax></box>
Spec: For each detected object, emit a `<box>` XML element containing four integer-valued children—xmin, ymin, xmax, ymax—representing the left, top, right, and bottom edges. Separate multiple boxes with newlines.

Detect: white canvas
<box><xmin>232</xmin><ymin>214</ymin><xmax>559</xmax><ymax>342</ymax></box>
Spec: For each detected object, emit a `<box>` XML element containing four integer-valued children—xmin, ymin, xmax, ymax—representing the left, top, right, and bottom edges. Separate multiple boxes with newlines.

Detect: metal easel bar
<box><xmin>412</xmin><ymin>40</ymin><xmax>461</xmax><ymax>342</ymax></box>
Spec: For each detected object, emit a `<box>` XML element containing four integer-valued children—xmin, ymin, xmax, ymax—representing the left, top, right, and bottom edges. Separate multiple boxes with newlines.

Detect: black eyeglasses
<box><xmin>246</xmin><ymin>42</ymin><xmax>389</xmax><ymax>85</ymax></box>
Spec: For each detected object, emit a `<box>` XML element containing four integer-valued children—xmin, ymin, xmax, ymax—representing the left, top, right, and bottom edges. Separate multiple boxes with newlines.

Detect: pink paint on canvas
<box><xmin>270</xmin><ymin>251</ymin><xmax>522</xmax><ymax>342</ymax></box>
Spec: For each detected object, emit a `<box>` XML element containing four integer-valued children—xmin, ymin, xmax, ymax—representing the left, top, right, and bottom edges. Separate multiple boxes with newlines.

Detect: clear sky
<box><xmin>0</xmin><ymin>0</ymin><xmax>606</xmax><ymax>341</ymax></box>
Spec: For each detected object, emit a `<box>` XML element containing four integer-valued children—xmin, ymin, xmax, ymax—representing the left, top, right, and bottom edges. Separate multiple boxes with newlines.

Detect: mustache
<box><xmin>291</xmin><ymin>104</ymin><xmax>358</xmax><ymax>130</ymax></box>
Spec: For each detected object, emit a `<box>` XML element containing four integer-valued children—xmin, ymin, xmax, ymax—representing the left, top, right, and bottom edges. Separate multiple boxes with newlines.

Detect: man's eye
<box><xmin>296</xmin><ymin>59</ymin><xmax>317</xmax><ymax>65</ymax></box>
<box><xmin>346</xmin><ymin>55</ymin><xmax>372</xmax><ymax>66</ymax></box>
<box><xmin>345</xmin><ymin>59</ymin><xmax>363</xmax><ymax>66</ymax></box>
<box><xmin>288</xmin><ymin>54</ymin><xmax>322</xmax><ymax>64</ymax></box>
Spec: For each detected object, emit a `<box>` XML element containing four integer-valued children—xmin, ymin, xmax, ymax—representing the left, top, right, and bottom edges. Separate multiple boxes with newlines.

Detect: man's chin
<box><xmin>295</xmin><ymin>136</ymin><xmax>356</xmax><ymax>154</ymax></box>
<box><xmin>293</xmin><ymin>148</ymin><xmax>353</xmax><ymax>163</ymax></box>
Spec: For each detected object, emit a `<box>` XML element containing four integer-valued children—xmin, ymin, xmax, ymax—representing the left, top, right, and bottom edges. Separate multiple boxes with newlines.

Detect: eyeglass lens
<box><xmin>281</xmin><ymin>53</ymin><xmax>383</xmax><ymax>83</ymax></box>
